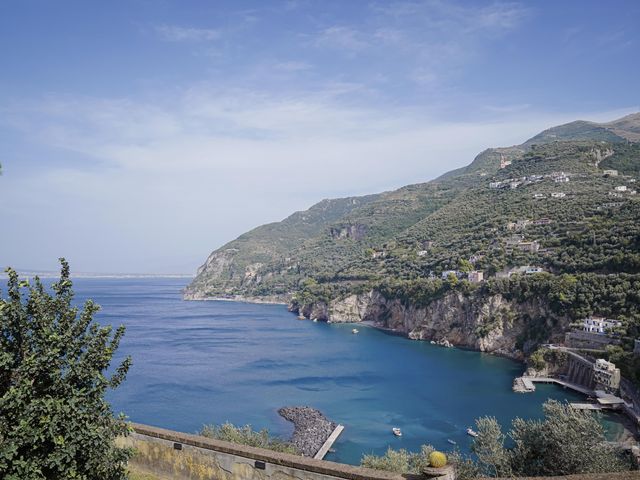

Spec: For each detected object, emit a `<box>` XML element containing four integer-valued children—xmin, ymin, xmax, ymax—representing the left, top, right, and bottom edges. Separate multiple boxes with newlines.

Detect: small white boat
<box><xmin>312</xmin><ymin>318</ymin><xmax>318</xmax><ymax>322</ymax></box>
<box><xmin>447</xmin><ymin>439</ymin><xmax>457</xmax><ymax>445</ymax></box>
<box><xmin>466</xmin><ymin>428</ymin><xmax>478</xmax><ymax>438</ymax></box>
<box><xmin>392</xmin><ymin>427</ymin><xmax>402</xmax><ymax>437</ymax></box>
<box><xmin>352</xmin><ymin>328</ymin><xmax>359</xmax><ymax>334</ymax></box>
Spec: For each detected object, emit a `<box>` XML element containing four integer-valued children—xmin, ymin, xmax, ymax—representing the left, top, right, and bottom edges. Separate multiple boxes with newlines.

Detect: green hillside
<box><xmin>186</xmin><ymin>114</ymin><xmax>640</xmax><ymax>301</ymax></box>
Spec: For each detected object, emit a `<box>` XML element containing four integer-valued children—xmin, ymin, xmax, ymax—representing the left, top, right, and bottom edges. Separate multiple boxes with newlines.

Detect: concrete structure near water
<box><xmin>594</xmin><ymin>359</ymin><xmax>621</xmax><ymax>393</ymax></box>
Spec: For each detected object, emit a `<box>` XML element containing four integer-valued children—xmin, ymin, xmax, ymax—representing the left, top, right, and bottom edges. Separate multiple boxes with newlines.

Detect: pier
<box><xmin>513</xmin><ymin>376</ymin><xmax>594</xmax><ymax>395</ymax></box>
<box><xmin>314</xmin><ymin>424</ymin><xmax>345</xmax><ymax>460</ymax></box>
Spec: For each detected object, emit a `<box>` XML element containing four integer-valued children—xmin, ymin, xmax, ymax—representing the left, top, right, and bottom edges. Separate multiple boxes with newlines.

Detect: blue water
<box><xmin>66</xmin><ymin>277</ymin><xmax>589</xmax><ymax>464</ymax></box>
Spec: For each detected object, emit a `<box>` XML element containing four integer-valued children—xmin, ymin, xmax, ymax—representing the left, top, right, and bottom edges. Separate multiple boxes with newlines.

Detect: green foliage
<box><xmin>199</xmin><ymin>422</ymin><xmax>298</xmax><ymax>454</ymax></box>
<box><xmin>361</xmin><ymin>445</ymin><xmax>480</xmax><ymax>479</ymax></box>
<box><xmin>472</xmin><ymin>400</ymin><xmax>633</xmax><ymax>477</ymax></box>
<box><xmin>0</xmin><ymin>259</ymin><xmax>132</xmax><ymax>480</ymax></box>
<box><xmin>361</xmin><ymin>444</ymin><xmax>434</xmax><ymax>474</ymax></box>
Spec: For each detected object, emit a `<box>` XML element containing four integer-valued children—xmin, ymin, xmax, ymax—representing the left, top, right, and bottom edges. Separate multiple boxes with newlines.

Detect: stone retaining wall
<box><xmin>123</xmin><ymin>423</ymin><xmax>454</xmax><ymax>480</ymax></box>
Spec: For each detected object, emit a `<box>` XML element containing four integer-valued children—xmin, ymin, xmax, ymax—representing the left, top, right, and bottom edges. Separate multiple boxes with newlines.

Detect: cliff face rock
<box><xmin>292</xmin><ymin>290</ymin><xmax>569</xmax><ymax>360</ymax></box>
<box><xmin>329</xmin><ymin>223</ymin><xmax>368</xmax><ymax>241</ymax></box>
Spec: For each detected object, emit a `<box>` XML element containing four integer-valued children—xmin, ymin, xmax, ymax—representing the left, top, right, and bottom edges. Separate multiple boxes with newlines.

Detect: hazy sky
<box><xmin>0</xmin><ymin>0</ymin><xmax>638</xmax><ymax>274</ymax></box>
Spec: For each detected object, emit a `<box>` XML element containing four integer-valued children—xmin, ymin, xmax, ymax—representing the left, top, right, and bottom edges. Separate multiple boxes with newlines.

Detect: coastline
<box><xmin>182</xmin><ymin>293</ymin><xmax>288</xmax><ymax>305</ymax></box>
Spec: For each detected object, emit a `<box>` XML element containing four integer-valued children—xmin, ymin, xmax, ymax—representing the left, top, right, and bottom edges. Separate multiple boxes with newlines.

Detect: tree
<box><xmin>0</xmin><ymin>259</ymin><xmax>132</xmax><ymax>480</ymax></box>
<box><xmin>472</xmin><ymin>400</ymin><xmax>633</xmax><ymax>477</ymax></box>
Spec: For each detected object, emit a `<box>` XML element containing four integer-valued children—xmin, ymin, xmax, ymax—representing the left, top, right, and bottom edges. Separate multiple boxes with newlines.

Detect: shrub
<box><xmin>200</xmin><ymin>422</ymin><xmax>298</xmax><ymax>454</ymax></box>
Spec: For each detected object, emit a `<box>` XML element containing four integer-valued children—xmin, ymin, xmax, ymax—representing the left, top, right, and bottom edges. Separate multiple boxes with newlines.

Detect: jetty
<box><xmin>278</xmin><ymin>406</ymin><xmax>341</xmax><ymax>458</ymax></box>
<box><xmin>314</xmin><ymin>424</ymin><xmax>344</xmax><ymax>459</ymax></box>
<box><xmin>513</xmin><ymin>376</ymin><xmax>593</xmax><ymax>395</ymax></box>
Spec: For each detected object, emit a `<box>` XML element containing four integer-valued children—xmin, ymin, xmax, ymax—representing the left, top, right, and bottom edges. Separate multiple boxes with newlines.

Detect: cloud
<box><xmin>155</xmin><ymin>25</ymin><xmax>220</xmax><ymax>42</ymax></box>
<box><xmin>314</xmin><ymin>26</ymin><xmax>369</xmax><ymax>52</ymax></box>
<box><xmin>1</xmin><ymin>88</ymin><xmax>636</xmax><ymax>274</ymax></box>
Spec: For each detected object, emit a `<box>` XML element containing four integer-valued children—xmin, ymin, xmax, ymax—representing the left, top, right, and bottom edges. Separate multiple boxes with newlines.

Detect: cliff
<box><xmin>290</xmin><ymin>289</ymin><xmax>571</xmax><ymax>360</ymax></box>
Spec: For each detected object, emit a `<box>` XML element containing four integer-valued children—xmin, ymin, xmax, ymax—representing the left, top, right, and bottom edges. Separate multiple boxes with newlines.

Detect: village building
<box><xmin>507</xmin><ymin>219</ymin><xmax>531</xmax><ymax>231</ymax></box>
<box><xmin>615</xmin><ymin>185</ymin><xmax>627</xmax><ymax>192</ymax></box>
<box><xmin>417</xmin><ymin>250</ymin><xmax>428</xmax><ymax>257</ymax></box>
<box><xmin>489</xmin><ymin>181</ymin><xmax>502</xmax><ymax>189</ymax></box>
<box><xmin>441</xmin><ymin>270</ymin><xmax>460</xmax><ymax>280</ymax></box>
<box><xmin>468</xmin><ymin>271</ymin><xmax>484</xmax><ymax>283</ymax></box>
<box><xmin>593</xmin><ymin>359</ymin><xmax>621</xmax><ymax>393</ymax></box>
<box><xmin>533</xmin><ymin>218</ymin><xmax>552</xmax><ymax>225</ymax></box>
<box><xmin>582</xmin><ymin>317</ymin><xmax>622</xmax><ymax>334</ymax></box>
<box><xmin>533</xmin><ymin>193</ymin><xmax>545</xmax><ymax>199</ymax></box>
<box><xmin>517</xmin><ymin>240</ymin><xmax>540</xmax><ymax>253</ymax></box>
<box><xmin>551</xmin><ymin>192</ymin><xmax>566</xmax><ymax>198</ymax></box>
<box><xmin>603</xmin><ymin>169</ymin><xmax>618</xmax><ymax>176</ymax></box>
<box><xmin>496</xmin><ymin>265</ymin><xmax>544</xmax><ymax>278</ymax></box>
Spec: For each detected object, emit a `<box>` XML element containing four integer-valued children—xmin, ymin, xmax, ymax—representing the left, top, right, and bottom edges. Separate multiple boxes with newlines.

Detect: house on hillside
<box><xmin>593</xmin><ymin>359</ymin><xmax>621</xmax><ymax>393</ymax></box>
<box><xmin>533</xmin><ymin>218</ymin><xmax>552</xmax><ymax>225</ymax></box>
<box><xmin>468</xmin><ymin>271</ymin><xmax>484</xmax><ymax>283</ymax></box>
<box><xmin>603</xmin><ymin>169</ymin><xmax>618</xmax><ymax>177</ymax></box>
<box><xmin>551</xmin><ymin>192</ymin><xmax>566</xmax><ymax>198</ymax></box>
<box><xmin>489</xmin><ymin>181</ymin><xmax>502</xmax><ymax>189</ymax></box>
<box><xmin>517</xmin><ymin>240</ymin><xmax>540</xmax><ymax>253</ymax></box>
<box><xmin>441</xmin><ymin>270</ymin><xmax>461</xmax><ymax>280</ymax></box>
<box><xmin>582</xmin><ymin>317</ymin><xmax>622</xmax><ymax>334</ymax></box>
<box><xmin>533</xmin><ymin>193</ymin><xmax>545</xmax><ymax>199</ymax></box>
<box><xmin>615</xmin><ymin>185</ymin><xmax>627</xmax><ymax>192</ymax></box>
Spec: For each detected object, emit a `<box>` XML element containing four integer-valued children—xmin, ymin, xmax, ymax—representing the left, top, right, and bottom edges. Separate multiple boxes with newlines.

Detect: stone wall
<box><xmin>122</xmin><ymin>423</ymin><xmax>454</xmax><ymax>480</ymax></box>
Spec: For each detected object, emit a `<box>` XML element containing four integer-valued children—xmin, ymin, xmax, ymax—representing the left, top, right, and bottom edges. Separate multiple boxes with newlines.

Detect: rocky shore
<box><xmin>278</xmin><ymin>406</ymin><xmax>337</xmax><ymax>457</ymax></box>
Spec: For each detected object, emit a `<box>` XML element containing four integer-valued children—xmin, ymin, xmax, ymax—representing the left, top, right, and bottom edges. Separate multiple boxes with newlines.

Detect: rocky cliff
<box><xmin>291</xmin><ymin>289</ymin><xmax>570</xmax><ymax>360</ymax></box>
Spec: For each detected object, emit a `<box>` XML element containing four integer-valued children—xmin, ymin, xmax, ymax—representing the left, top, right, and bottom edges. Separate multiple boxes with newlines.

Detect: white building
<box><xmin>551</xmin><ymin>192</ymin><xmax>566</xmax><ymax>198</ymax></box>
<box><xmin>602</xmin><ymin>169</ymin><xmax>618</xmax><ymax>176</ymax></box>
<box><xmin>593</xmin><ymin>358</ymin><xmax>621</xmax><ymax>392</ymax></box>
<box><xmin>582</xmin><ymin>317</ymin><xmax>622</xmax><ymax>334</ymax></box>
<box><xmin>615</xmin><ymin>185</ymin><xmax>627</xmax><ymax>192</ymax></box>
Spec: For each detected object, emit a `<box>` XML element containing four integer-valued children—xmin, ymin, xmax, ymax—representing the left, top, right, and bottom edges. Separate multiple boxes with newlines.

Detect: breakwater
<box><xmin>278</xmin><ymin>407</ymin><xmax>338</xmax><ymax>458</ymax></box>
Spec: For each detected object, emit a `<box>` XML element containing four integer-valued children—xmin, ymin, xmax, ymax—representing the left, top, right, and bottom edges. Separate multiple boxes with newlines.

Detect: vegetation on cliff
<box><xmin>0</xmin><ymin>260</ymin><xmax>132</xmax><ymax>480</ymax></box>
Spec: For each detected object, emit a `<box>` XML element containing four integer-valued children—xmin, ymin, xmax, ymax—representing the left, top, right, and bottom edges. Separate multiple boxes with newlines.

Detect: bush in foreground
<box><xmin>0</xmin><ymin>260</ymin><xmax>132</xmax><ymax>480</ymax></box>
<box><xmin>200</xmin><ymin>422</ymin><xmax>298</xmax><ymax>454</ymax></box>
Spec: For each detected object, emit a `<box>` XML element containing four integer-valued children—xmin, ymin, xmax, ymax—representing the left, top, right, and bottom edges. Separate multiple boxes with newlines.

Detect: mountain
<box><xmin>186</xmin><ymin>113</ymin><xmax>640</xmax><ymax>301</ymax></box>
<box><xmin>185</xmin><ymin>113</ymin><xmax>640</xmax><ymax>381</ymax></box>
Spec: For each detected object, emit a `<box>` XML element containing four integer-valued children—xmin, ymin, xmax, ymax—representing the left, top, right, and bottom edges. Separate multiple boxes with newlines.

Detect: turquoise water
<box><xmin>67</xmin><ymin>277</ymin><xmax>588</xmax><ymax>465</ymax></box>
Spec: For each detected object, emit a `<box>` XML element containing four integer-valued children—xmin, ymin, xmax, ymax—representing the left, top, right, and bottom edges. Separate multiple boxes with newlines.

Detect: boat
<box><xmin>297</xmin><ymin>315</ymin><xmax>305</xmax><ymax>320</ymax></box>
<box><xmin>312</xmin><ymin>318</ymin><xmax>318</xmax><ymax>322</ymax></box>
<box><xmin>447</xmin><ymin>439</ymin><xmax>457</xmax><ymax>445</ymax></box>
<box><xmin>466</xmin><ymin>428</ymin><xmax>478</xmax><ymax>438</ymax></box>
<box><xmin>392</xmin><ymin>427</ymin><xmax>402</xmax><ymax>437</ymax></box>
<box><xmin>352</xmin><ymin>328</ymin><xmax>359</xmax><ymax>334</ymax></box>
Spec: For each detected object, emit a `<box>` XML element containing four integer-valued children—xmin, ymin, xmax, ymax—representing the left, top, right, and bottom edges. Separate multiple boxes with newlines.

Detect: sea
<box><xmin>58</xmin><ymin>277</ymin><xmax>622</xmax><ymax>465</ymax></box>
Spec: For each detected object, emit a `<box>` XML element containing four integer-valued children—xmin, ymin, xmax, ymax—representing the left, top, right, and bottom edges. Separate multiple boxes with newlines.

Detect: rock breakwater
<box><xmin>278</xmin><ymin>406</ymin><xmax>337</xmax><ymax>457</ymax></box>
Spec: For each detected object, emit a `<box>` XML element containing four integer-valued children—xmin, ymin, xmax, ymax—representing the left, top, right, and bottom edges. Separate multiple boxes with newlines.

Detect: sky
<box><xmin>0</xmin><ymin>0</ymin><xmax>639</xmax><ymax>274</ymax></box>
